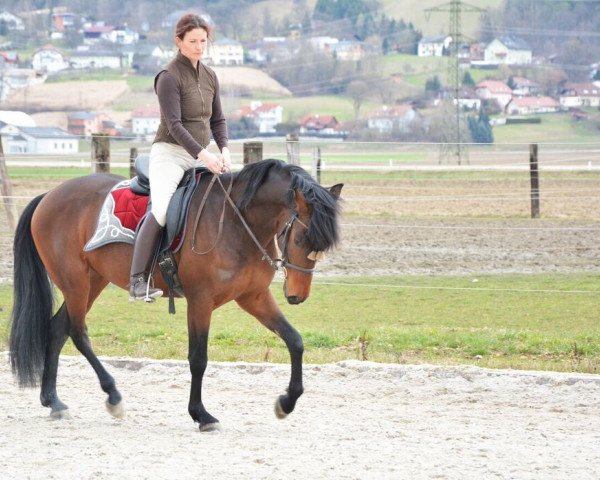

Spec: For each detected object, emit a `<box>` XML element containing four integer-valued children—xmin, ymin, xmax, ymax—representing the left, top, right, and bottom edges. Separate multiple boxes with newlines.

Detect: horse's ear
<box><xmin>329</xmin><ymin>183</ymin><xmax>344</xmax><ymax>198</ymax></box>
<box><xmin>294</xmin><ymin>189</ymin><xmax>309</xmax><ymax>214</ymax></box>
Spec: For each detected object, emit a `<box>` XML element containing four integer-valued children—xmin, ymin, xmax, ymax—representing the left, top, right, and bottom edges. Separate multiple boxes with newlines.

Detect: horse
<box><xmin>8</xmin><ymin>159</ymin><xmax>342</xmax><ymax>431</ymax></box>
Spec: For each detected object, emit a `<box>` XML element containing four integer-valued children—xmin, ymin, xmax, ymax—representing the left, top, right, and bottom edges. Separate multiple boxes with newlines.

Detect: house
<box><xmin>559</xmin><ymin>83</ymin><xmax>600</xmax><ymax>108</ymax></box>
<box><xmin>131</xmin><ymin>44</ymin><xmax>173</xmax><ymax>73</ymax></box>
<box><xmin>105</xmin><ymin>25</ymin><xmax>139</xmax><ymax>45</ymax></box>
<box><xmin>205</xmin><ymin>38</ymin><xmax>243</xmax><ymax>66</ymax></box>
<box><xmin>475</xmin><ymin>80</ymin><xmax>513</xmax><ymax>110</ymax></box>
<box><xmin>237</xmin><ymin>101</ymin><xmax>283</xmax><ymax>134</ymax></box>
<box><xmin>82</xmin><ymin>23</ymin><xmax>115</xmax><ymax>44</ymax></box>
<box><xmin>131</xmin><ymin>106</ymin><xmax>161</xmax><ymax>136</ymax></box>
<box><xmin>16</xmin><ymin>126</ymin><xmax>79</xmax><ymax>154</ymax></box>
<box><xmin>70</xmin><ymin>49</ymin><xmax>124</xmax><ymax>69</ymax></box>
<box><xmin>511</xmin><ymin>77</ymin><xmax>540</xmax><ymax>96</ymax></box>
<box><xmin>506</xmin><ymin>96</ymin><xmax>560</xmax><ymax>115</ymax></box>
<box><xmin>0</xmin><ymin>11</ymin><xmax>24</xmax><ymax>31</ymax></box>
<box><xmin>484</xmin><ymin>36</ymin><xmax>532</xmax><ymax>65</ymax></box>
<box><xmin>31</xmin><ymin>45</ymin><xmax>69</xmax><ymax>73</ymax></box>
<box><xmin>0</xmin><ymin>51</ymin><xmax>19</xmax><ymax>66</ymax></box>
<box><xmin>68</xmin><ymin>112</ymin><xmax>114</xmax><ymax>137</ymax></box>
<box><xmin>455</xmin><ymin>88</ymin><xmax>481</xmax><ymax>110</ymax></box>
<box><xmin>0</xmin><ymin>111</ymin><xmax>34</xmax><ymax>153</ymax></box>
<box><xmin>418</xmin><ymin>35</ymin><xmax>451</xmax><ymax>57</ymax></box>
<box><xmin>309</xmin><ymin>36</ymin><xmax>339</xmax><ymax>55</ymax></box>
<box><xmin>331</xmin><ymin>40</ymin><xmax>366</xmax><ymax>61</ymax></box>
<box><xmin>52</xmin><ymin>12</ymin><xmax>77</xmax><ymax>32</ymax></box>
<box><xmin>299</xmin><ymin>114</ymin><xmax>339</xmax><ymax>135</ymax></box>
<box><xmin>367</xmin><ymin>105</ymin><xmax>416</xmax><ymax>133</ymax></box>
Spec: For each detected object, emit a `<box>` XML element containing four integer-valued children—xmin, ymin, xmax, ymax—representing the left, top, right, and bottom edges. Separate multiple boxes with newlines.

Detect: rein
<box><xmin>189</xmin><ymin>174</ymin><xmax>316</xmax><ymax>276</ymax></box>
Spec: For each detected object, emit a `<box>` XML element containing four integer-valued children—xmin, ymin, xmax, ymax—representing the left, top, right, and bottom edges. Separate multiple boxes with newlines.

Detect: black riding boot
<box><xmin>129</xmin><ymin>213</ymin><xmax>164</xmax><ymax>302</ymax></box>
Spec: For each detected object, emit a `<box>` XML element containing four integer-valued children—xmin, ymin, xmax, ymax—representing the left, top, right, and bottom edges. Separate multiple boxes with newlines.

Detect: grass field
<box><xmin>1</xmin><ymin>274</ymin><xmax>598</xmax><ymax>373</ymax></box>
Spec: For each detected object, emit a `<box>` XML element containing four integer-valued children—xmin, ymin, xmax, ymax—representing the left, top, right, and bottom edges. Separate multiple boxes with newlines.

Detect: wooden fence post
<box><xmin>312</xmin><ymin>146</ymin><xmax>321</xmax><ymax>183</ymax></box>
<box><xmin>529</xmin><ymin>143</ymin><xmax>540</xmax><ymax>219</ymax></box>
<box><xmin>286</xmin><ymin>133</ymin><xmax>300</xmax><ymax>165</ymax></box>
<box><xmin>91</xmin><ymin>133</ymin><xmax>110</xmax><ymax>173</ymax></box>
<box><xmin>243</xmin><ymin>141</ymin><xmax>263</xmax><ymax>164</ymax></box>
<box><xmin>129</xmin><ymin>147</ymin><xmax>138</xmax><ymax>178</ymax></box>
<box><xmin>0</xmin><ymin>136</ymin><xmax>18</xmax><ymax>232</ymax></box>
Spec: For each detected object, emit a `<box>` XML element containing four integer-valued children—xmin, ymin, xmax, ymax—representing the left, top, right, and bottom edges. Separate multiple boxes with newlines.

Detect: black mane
<box><xmin>233</xmin><ymin>159</ymin><xmax>340</xmax><ymax>252</ymax></box>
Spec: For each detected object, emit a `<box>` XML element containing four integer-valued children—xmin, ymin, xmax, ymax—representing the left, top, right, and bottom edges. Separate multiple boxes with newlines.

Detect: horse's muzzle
<box><xmin>286</xmin><ymin>295</ymin><xmax>304</xmax><ymax>305</ymax></box>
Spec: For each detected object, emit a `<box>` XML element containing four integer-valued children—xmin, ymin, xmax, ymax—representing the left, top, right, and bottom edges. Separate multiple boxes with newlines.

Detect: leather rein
<box><xmin>190</xmin><ymin>174</ymin><xmax>316</xmax><ymax>276</ymax></box>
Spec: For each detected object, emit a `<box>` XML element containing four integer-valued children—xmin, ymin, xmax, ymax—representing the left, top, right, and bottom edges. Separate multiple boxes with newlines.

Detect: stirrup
<box><xmin>129</xmin><ymin>275</ymin><xmax>163</xmax><ymax>302</ymax></box>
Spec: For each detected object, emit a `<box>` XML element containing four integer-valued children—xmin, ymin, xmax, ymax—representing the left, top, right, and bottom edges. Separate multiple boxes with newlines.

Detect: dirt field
<box><xmin>1</xmin><ymin>355</ymin><xmax>599</xmax><ymax>479</ymax></box>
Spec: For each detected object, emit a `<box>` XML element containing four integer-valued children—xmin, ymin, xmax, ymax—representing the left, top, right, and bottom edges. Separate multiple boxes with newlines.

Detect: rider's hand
<box><xmin>220</xmin><ymin>147</ymin><xmax>231</xmax><ymax>172</ymax></box>
<box><xmin>198</xmin><ymin>149</ymin><xmax>222</xmax><ymax>175</ymax></box>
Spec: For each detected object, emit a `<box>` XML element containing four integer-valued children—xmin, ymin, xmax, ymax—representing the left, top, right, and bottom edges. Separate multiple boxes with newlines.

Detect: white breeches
<box><xmin>148</xmin><ymin>142</ymin><xmax>204</xmax><ymax>226</ymax></box>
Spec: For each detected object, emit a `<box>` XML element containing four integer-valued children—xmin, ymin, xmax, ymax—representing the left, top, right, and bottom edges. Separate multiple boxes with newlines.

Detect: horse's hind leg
<box><xmin>40</xmin><ymin>303</ymin><xmax>71</xmax><ymax>418</ymax></box>
<box><xmin>63</xmin><ymin>274</ymin><xmax>124</xmax><ymax>418</ymax></box>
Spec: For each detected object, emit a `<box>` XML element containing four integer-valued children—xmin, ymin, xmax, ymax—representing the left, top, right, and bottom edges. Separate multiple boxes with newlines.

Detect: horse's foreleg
<box><xmin>236</xmin><ymin>291</ymin><xmax>304</xmax><ymax>418</ymax></box>
<box><xmin>40</xmin><ymin>303</ymin><xmax>70</xmax><ymax>418</ymax></box>
<box><xmin>187</xmin><ymin>300</ymin><xmax>219</xmax><ymax>431</ymax></box>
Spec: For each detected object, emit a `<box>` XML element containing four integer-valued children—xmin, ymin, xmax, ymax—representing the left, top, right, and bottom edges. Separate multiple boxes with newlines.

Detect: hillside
<box><xmin>380</xmin><ymin>0</ymin><xmax>503</xmax><ymax>37</ymax></box>
<box><xmin>246</xmin><ymin>0</ymin><xmax>503</xmax><ymax>37</ymax></box>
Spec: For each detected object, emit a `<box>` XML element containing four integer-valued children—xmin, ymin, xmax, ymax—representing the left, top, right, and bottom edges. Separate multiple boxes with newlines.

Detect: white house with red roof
<box><xmin>299</xmin><ymin>114</ymin><xmax>339</xmax><ymax>135</ymax></box>
<box><xmin>367</xmin><ymin>105</ymin><xmax>416</xmax><ymax>133</ymax></box>
<box><xmin>475</xmin><ymin>80</ymin><xmax>513</xmax><ymax>110</ymax></box>
<box><xmin>237</xmin><ymin>101</ymin><xmax>283</xmax><ymax>133</ymax></box>
<box><xmin>506</xmin><ymin>96</ymin><xmax>560</xmax><ymax>115</ymax></box>
<box><xmin>511</xmin><ymin>77</ymin><xmax>540</xmax><ymax>96</ymax></box>
<box><xmin>559</xmin><ymin>83</ymin><xmax>600</xmax><ymax>108</ymax></box>
<box><xmin>131</xmin><ymin>106</ymin><xmax>161</xmax><ymax>136</ymax></box>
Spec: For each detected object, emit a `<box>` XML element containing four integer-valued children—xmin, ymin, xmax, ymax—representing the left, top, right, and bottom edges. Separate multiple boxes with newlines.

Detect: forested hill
<box><xmin>1</xmin><ymin>0</ymin><xmax>598</xmax><ymax>80</ymax></box>
<box><xmin>481</xmin><ymin>0</ymin><xmax>600</xmax><ymax>79</ymax></box>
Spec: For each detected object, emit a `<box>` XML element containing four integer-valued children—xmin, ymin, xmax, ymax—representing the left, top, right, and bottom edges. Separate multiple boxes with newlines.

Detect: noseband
<box><xmin>274</xmin><ymin>214</ymin><xmax>315</xmax><ymax>276</ymax></box>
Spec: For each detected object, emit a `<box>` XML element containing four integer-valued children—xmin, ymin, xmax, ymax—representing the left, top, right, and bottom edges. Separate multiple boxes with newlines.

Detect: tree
<box><xmin>346</xmin><ymin>79</ymin><xmax>370</xmax><ymax>119</ymax></box>
<box><xmin>425</xmin><ymin>75</ymin><xmax>442</xmax><ymax>93</ymax></box>
<box><xmin>468</xmin><ymin>108</ymin><xmax>494</xmax><ymax>144</ymax></box>
<box><xmin>462</xmin><ymin>71</ymin><xmax>475</xmax><ymax>88</ymax></box>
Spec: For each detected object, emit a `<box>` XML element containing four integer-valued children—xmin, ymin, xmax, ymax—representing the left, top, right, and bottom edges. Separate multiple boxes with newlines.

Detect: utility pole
<box><xmin>425</xmin><ymin>1</ymin><xmax>483</xmax><ymax>164</ymax></box>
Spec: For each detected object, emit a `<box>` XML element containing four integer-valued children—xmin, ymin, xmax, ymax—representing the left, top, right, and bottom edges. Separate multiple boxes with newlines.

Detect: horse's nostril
<box><xmin>287</xmin><ymin>296</ymin><xmax>302</xmax><ymax>305</ymax></box>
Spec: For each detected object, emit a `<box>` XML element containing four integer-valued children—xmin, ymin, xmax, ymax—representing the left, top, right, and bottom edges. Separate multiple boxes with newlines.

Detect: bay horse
<box><xmin>9</xmin><ymin>159</ymin><xmax>342</xmax><ymax>431</ymax></box>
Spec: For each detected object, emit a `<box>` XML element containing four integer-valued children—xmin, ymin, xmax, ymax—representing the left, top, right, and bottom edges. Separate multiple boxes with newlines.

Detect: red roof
<box><xmin>238</xmin><ymin>102</ymin><xmax>281</xmax><ymax>117</ymax></box>
<box><xmin>476</xmin><ymin>80</ymin><xmax>512</xmax><ymax>94</ymax></box>
<box><xmin>509</xmin><ymin>96</ymin><xmax>559</xmax><ymax>108</ymax></box>
<box><xmin>132</xmin><ymin>106</ymin><xmax>160</xmax><ymax>118</ymax></box>
<box><xmin>563</xmin><ymin>83</ymin><xmax>600</xmax><ymax>96</ymax></box>
<box><xmin>299</xmin><ymin>114</ymin><xmax>338</xmax><ymax>129</ymax></box>
<box><xmin>368</xmin><ymin>104</ymin><xmax>413</xmax><ymax>118</ymax></box>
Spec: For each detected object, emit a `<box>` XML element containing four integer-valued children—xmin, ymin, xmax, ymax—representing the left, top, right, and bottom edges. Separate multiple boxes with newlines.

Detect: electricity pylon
<box><xmin>425</xmin><ymin>1</ymin><xmax>484</xmax><ymax>164</ymax></box>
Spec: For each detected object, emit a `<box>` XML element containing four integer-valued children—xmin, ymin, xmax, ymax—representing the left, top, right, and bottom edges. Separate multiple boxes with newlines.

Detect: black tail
<box><xmin>9</xmin><ymin>193</ymin><xmax>54</xmax><ymax>387</ymax></box>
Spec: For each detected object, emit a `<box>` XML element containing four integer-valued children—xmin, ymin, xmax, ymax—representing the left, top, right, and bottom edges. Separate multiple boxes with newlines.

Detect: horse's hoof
<box><xmin>105</xmin><ymin>400</ymin><xmax>125</xmax><ymax>419</ymax></box>
<box><xmin>274</xmin><ymin>397</ymin><xmax>288</xmax><ymax>419</ymax></box>
<box><xmin>50</xmin><ymin>408</ymin><xmax>71</xmax><ymax>420</ymax></box>
<box><xmin>199</xmin><ymin>421</ymin><xmax>221</xmax><ymax>432</ymax></box>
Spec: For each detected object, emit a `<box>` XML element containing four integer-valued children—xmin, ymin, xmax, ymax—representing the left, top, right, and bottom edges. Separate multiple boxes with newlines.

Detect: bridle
<box><xmin>191</xmin><ymin>175</ymin><xmax>317</xmax><ymax>277</ymax></box>
<box><xmin>274</xmin><ymin>213</ymin><xmax>316</xmax><ymax>276</ymax></box>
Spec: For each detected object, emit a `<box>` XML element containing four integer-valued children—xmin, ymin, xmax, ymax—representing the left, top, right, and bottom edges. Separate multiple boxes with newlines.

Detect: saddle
<box><xmin>131</xmin><ymin>155</ymin><xmax>206</xmax><ymax>313</ymax></box>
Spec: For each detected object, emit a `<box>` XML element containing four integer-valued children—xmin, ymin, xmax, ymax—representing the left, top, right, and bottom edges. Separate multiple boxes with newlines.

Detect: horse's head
<box><xmin>279</xmin><ymin>182</ymin><xmax>343</xmax><ymax>305</ymax></box>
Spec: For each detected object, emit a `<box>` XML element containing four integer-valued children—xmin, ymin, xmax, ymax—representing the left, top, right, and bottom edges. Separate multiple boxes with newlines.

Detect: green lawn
<box><xmin>2</xmin><ymin>274</ymin><xmax>599</xmax><ymax>373</ymax></box>
<box><xmin>493</xmin><ymin>112</ymin><xmax>600</xmax><ymax>144</ymax></box>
